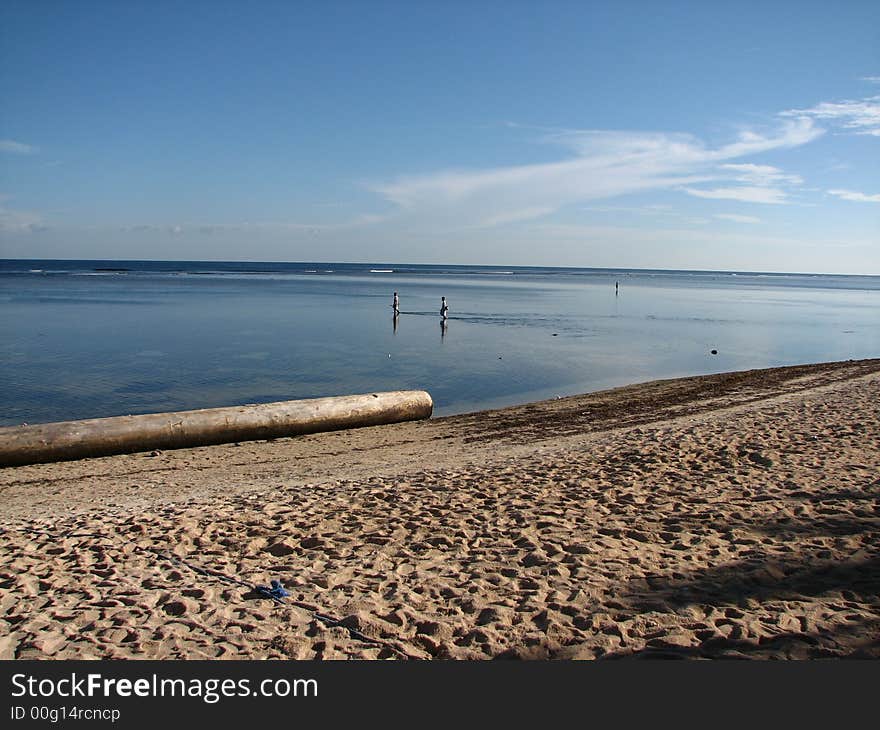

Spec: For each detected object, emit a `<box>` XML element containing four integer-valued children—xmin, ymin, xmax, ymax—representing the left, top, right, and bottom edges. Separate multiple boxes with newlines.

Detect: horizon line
<box><xmin>0</xmin><ymin>256</ymin><xmax>877</xmax><ymax>278</ymax></box>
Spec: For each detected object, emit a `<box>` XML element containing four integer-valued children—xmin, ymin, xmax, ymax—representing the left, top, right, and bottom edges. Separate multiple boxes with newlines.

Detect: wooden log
<box><xmin>0</xmin><ymin>390</ymin><xmax>433</xmax><ymax>467</ymax></box>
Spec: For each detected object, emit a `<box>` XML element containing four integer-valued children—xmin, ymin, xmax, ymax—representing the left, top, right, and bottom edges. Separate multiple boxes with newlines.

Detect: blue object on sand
<box><xmin>270</xmin><ymin>579</ymin><xmax>290</xmax><ymax>598</ymax></box>
<box><xmin>254</xmin><ymin>579</ymin><xmax>290</xmax><ymax>601</ymax></box>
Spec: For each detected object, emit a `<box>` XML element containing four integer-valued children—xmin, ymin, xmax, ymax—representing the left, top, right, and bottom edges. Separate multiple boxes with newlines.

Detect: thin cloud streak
<box><xmin>0</xmin><ymin>205</ymin><xmax>44</xmax><ymax>232</ymax></box>
<box><xmin>369</xmin><ymin>118</ymin><xmax>821</xmax><ymax>228</ymax></box>
<box><xmin>782</xmin><ymin>95</ymin><xmax>880</xmax><ymax>136</ymax></box>
<box><xmin>828</xmin><ymin>189</ymin><xmax>880</xmax><ymax>203</ymax></box>
<box><xmin>719</xmin><ymin>163</ymin><xmax>802</xmax><ymax>185</ymax></box>
<box><xmin>715</xmin><ymin>213</ymin><xmax>762</xmax><ymax>223</ymax></box>
<box><xmin>0</xmin><ymin>139</ymin><xmax>37</xmax><ymax>154</ymax></box>
<box><xmin>117</xmin><ymin>215</ymin><xmax>389</xmax><ymax>236</ymax></box>
<box><xmin>684</xmin><ymin>186</ymin><xmax>788</xmax><ymax>204</ymax></box>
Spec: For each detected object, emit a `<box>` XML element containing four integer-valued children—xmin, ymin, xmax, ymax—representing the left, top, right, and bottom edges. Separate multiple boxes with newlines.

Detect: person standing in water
<box><xmin>440</xmin><ymin>296</ymin><xmax>449</xmax><ymax>319</ymax></box>
<box><xmin>615</xmin><ymin>281</ymin><xmax>619</xmax><ymax>296</ymax></box>
<box><xmin>392</xmin><ymin>291</ymin><xmax>400</xmax><ymax>314</ymax></box>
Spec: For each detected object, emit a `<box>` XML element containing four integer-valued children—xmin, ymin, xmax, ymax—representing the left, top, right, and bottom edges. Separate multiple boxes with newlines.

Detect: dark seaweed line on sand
<box><xmin>448</xmin><ymin>359</ymin><xmax>880</xmax><ymax>445</ymax></box>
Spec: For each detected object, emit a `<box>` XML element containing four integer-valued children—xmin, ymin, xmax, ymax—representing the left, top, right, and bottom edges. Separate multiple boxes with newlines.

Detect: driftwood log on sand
<box><xmin>0</xmin><ymin>390</ymin><xmax>433</xmax><ymax>467</ymax></box>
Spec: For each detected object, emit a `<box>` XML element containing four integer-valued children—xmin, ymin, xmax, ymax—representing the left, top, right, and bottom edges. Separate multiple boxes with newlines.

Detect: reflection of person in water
<box><xmin>392</xmin><ymin>291</ymin><xmax>400</xmax><ymax>314</ymax></box>
<box><xmin>393</xmin><ymin>310</ymin><xmax>399</xmax><ymax>334</ymax></box>
<box><xmin>440</xmin><ymin>317</ymin><xmax>447</xmax><ymax>340</ymax></box>
<box><xmin>440</xmin><ymin>296</ymin><xmax>449</xmax><ymax>319</ymax></box>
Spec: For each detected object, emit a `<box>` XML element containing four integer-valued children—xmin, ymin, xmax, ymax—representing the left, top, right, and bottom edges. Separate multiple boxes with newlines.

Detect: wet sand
<box><xmin>1</xmin><ymin>358</ymin><xmax>879</xmax><ymax>659</ymax></box>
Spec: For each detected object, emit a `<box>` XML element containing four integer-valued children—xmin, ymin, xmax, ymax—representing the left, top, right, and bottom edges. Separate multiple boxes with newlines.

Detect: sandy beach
<box><xmin>1</xmin><ymin>358</ymin><xmax>878</xmax><ymax>660</ymax></box>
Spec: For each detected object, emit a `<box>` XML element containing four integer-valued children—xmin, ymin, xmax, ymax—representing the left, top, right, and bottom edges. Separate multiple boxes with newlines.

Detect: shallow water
<box><xmin>1</xmin><ymin>260</ymin><xmax>878</xmax><ymax>425</ymax></box>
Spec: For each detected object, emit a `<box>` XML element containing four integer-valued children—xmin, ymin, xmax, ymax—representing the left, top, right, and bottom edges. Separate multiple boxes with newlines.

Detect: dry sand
<box><xmin>1</xmin><ymin>359</ymin><xmax>879</xmax><ymax>660</ymax></box>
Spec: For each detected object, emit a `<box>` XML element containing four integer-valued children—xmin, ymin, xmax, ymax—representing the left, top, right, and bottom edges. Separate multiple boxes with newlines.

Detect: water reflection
<box><xmin>2</xmin><ymin>263</ymin><xmax>878</xmax><ymax>425</ymax></box>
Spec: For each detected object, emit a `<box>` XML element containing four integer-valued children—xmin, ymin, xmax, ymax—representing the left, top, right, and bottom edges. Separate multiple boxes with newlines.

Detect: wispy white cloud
<box><xmin>0</xmin><ymin>139</ymin><xmax>38</xmax><ymax>154</ymax></box>
<box><xmin>682</xmin><ymin>163</ymin><xmax>803</xmax><ymax>204</ymax></box>
<box><xmin>582</xmin><ymin>204</ymin><xmax>676</xmax><ymax>216</ymax></box>
<box><xmin>828</xmin><ymin>189</ymin><xmax>880</xmax><ymax>203</ymax></box>
<box><xmin>0</xmin><ymin>205</ymin><xmax>45</xmax><ymax>232</ymax></box>
<box><xmin>715</xmin><ymin>213</ymin><xmax>762</xmax><ymax>224</ymax></box>
<box><xmin>719</xmin><ymin>163</ymin><xmax>802</xmax><ymax>185</ymax></box>
<box><xmin>369</xmin><ymin>118</ymin><xmax>821</xmax><ymax>228</ymax></box>
<box><xmin>121</xmin><ymin>223</ymin><xmax>203</xmax><ymax>235</ymax></box>
<box><xmin>782</xmin><ymin>95</ymin><xmax>880</xmax><ymax>136</ymax></box>
<box><xmin>683</xmin><ymin>186</ymin><xmax>789</xmax><ymax>204</ymax></box>
<box><xmin>119</xmin><ymin>214</ymin><xmax>388</xmax><ymax>236</ymax></box>
<box><xmin>861</xmin><ymin>76</ymin><xmax>880</xmax><ymax>84</ymax></box>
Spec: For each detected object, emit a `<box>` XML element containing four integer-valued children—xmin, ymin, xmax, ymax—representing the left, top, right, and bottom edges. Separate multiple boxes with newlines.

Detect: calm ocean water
<box><xmin>1</xmin><ymin>259</ymin><xmax>879</xmax><ymax>426</ymax></box>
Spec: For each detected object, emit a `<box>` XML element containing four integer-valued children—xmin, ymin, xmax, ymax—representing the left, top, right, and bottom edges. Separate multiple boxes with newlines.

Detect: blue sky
<box><xmin>1</xmin><ymin>1</ymin><xmax>878</xmax><ymax>273</ymax></box>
